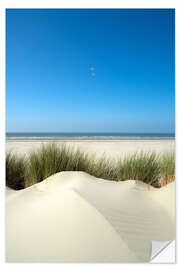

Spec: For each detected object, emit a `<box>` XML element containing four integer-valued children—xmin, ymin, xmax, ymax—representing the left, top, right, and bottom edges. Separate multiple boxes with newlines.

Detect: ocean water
<box><xmin>6</xmin><ymin>133</ymin><xmax>175</xmax><ymax>140</ymax></box>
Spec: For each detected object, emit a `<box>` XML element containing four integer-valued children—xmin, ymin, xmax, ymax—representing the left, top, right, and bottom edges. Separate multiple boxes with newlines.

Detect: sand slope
<box><xmin>6</xmin><ymin>172</ymin><xmax>175</xmax><ymax>263</ymax></box>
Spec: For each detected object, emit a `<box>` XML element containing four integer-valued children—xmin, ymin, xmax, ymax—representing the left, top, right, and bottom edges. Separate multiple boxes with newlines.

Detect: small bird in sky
<box><xmin>90</xmin><ymin>67</ymin><xmax>95</xmax><ymax>72</ymax></box>
<box><xmin>90</xmin><ymin>67</ymin><xmax>96</xmax><ymax>77</ymax></box>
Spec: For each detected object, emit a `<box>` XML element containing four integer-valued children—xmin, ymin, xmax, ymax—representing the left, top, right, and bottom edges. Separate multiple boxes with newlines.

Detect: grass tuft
<box><xmin>6</xmin><ymin>152</ymin><xmax>26</xmax><ymax>190</ymax></box>
<box><xmin>6</xmin><ymin>143</ymin><xmax>175</xmax><ymax>190</ymax></box>
<box><xmin>24</xmin><ymin>143</ymin><xmax>94</xmax><ymax>187</ymax></box>
<box><xmin>160</xmin><ymin>152</ymin><xmax>175</xmax><ymax>186</ymax></box>
<box><xmin>89</xmin><ymin>155</ymin><xmax>118</xmax><ymax>181</ymax></box>
<box><xmin>116</xmin><ymin>152</ymin><xmax>161</xmax><ymax>186</ymax></box>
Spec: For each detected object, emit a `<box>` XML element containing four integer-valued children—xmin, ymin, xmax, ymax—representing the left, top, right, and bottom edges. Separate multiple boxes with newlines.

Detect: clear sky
<box><xmin>6</xmin><ymin>9</ymin><xmax>175</xmax><ymax>133</ymax></box>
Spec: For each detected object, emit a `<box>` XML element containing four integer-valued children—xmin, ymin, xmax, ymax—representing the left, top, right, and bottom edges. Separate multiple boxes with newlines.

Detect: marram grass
<box><xmin>6</xmin><ymin>152</ymin><xmax>27</xmax><ymax>190</ymax></box>
<box><xmin>6</xmin><ymin>143</ymin><xmax>175</xmax><ymax>190</ymax></box>
<box><xmin>116</xmin><ymin>152</ymin><xmax>161</xmax><ymax>187</ymax></box>
<box><xmin>160</xmin><ymin>152</ymin><xmax>175</xmax><ymax>187</ymax></box>
<box><xmin>25</xmin><ymin>144</ymin><xmax>94</xmax><ymax>188</ymax></box>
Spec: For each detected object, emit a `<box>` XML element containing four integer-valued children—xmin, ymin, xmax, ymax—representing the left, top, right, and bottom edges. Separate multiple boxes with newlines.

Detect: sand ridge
<box><xmin>6</xmin><ymin>171</ymin><xmax>175</xmax><ymax>262</ymax></box>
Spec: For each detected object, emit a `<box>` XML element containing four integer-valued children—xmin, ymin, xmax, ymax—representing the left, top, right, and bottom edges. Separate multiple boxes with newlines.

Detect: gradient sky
<box><xmin>6</xmin><ymin>9</ymin><xmax>175</xmax><ymax>133</ymax></box>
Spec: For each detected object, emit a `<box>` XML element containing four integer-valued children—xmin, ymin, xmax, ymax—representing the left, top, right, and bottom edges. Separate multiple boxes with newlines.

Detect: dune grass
<box><xmin>116</xmin><ymin>152</ymin><xmax>161</xmax><ymax>187</ymax></box>
<box><xmin>160</xmin><ymin>152</ymin><xmax>175</xmax><ymax>186</ymax></box>
<box><xmin>6</xmin><ymin>143</ymin><xmax>175</xmax><ymax>190</ymax></box>
<box><xmin>86</xmin><ymin>154</ymin><xmax>118</xmax><ymax>181</ymax></box>
<box><xmin>6</xmin><ymin>152</ymin><xmax>27</xmax><ymax>190</ymax></box>
<box><xmin>25</xmin><ymin>144</ymin><xmax>94</xmax><ymax>188</ymax></box>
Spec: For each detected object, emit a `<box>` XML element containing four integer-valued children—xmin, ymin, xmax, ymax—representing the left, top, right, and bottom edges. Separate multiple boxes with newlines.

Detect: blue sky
<box><xmin>6</xmin><ymin>9</ymin><xmax>175</xmax><ymax>133</ymax></box>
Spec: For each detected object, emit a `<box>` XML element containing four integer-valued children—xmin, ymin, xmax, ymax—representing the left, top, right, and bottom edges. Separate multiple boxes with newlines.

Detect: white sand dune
<box><xmin>6</xmin><ymin>172</ymin><xmax>175</xmax><ymax>263</ymax></box>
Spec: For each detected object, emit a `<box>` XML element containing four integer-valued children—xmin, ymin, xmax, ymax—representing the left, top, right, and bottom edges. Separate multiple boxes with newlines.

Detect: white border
<box><xmin>0</xmin><ymin>4</ymin><xmax>5</xmax><ymax>270</ymax></box>
<box><xmin>0</xmin><ymin>0</ymin><xmax>178</xmax><ymax>8</ymax></box>
<box><xmin>0</xmin><ymin>1</ymin><xmax>179</xmax><ymax>269</ymax></box>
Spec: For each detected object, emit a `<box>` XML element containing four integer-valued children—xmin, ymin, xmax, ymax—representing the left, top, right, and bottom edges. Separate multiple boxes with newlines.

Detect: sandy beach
<box><xmin>6</xmin><ymin>139</ymin><xmax>175</xmax><ymax>262</ymax></box>
<box><xmin>6</xmin><ymin>139</ymin><xmax>174</xmax><ymax>158</ymax></box>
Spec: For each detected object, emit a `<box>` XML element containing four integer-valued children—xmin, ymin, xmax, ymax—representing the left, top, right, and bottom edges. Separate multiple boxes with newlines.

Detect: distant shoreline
<box><xmin>6</xmin><ymin>139</ymin><xmax>175</xmax><ymax>142</ymax></box>
<box><xmin>6</xmin><ymin>132</ymin><xmax>175</xmax><ymax>141</ymax></box>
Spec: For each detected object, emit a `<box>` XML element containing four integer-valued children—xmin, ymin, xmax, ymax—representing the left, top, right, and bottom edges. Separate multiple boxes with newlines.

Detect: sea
<box><xmin>6</xmin><ymin>133</ymin><xmax>175</xmax><ymax>140</ymax></box>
